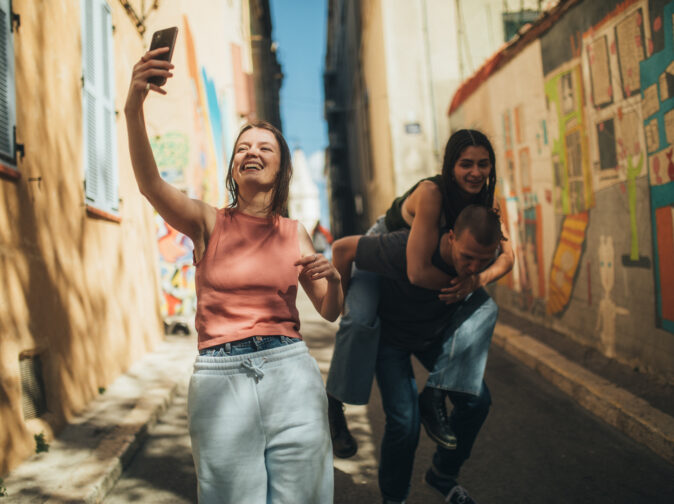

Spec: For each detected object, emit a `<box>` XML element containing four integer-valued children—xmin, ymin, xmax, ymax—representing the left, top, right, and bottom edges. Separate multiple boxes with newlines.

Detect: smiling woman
<box><xmin>124</xmin><ymin>45</ymin><xmax>342</xmax><ymax>503</ymax></box>
<box><xmin>225</xmin><ymin>123</ymin><xmax>291</xmax><ymax>218</ymax></box>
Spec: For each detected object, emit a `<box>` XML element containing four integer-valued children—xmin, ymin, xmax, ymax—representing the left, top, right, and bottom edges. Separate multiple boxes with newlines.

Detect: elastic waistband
<box><xmin>193</xmin><ymin>340</ymin><xmax>309</xmax><ymax>374</ymax></box>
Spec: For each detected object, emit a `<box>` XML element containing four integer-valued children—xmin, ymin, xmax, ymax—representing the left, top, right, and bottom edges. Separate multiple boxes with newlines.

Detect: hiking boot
<box><xmin>328</xmin><ymin>395</ymin><xmax>358</xmax><ymax>458</ymax></box>
<box><xmin>418</xmin><ymin>387</ymin><xmax>457</xmax><ymax>449</ymax></box>
<box><xmin>424</xmin><ymin>468</ymin><xmax>477</xmax><ymax>504</ymax></box>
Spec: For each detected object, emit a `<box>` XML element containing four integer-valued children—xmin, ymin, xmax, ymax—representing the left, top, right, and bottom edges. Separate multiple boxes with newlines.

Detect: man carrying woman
<box><xmin>327</xmin><ymin>129</ymin><xmax>514</xmax><ymax>459</ymax></box>
<box><xmin>332</xmin><ymin>204</ymin><xmax>507</xmax><ymax>503</ymax></box>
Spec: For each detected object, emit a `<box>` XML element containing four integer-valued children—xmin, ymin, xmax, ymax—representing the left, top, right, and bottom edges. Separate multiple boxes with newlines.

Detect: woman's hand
<box><xmin>438</xmin><ymin>274</ymin><xmax>481</xmax><ymax>304</ymax></box>
<box><xmin>295</xmin><ymin>253</ymin><xmax>341</xmax><ymax>284</ymax></box>
<box><xmin>124</xmin><ymin>47</ymin><xmax>174</xmax><ymax>113</ymax></box>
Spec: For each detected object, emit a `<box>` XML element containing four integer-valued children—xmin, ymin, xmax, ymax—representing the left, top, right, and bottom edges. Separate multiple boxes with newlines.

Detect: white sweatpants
<box><xmin>188</xmin><ymin>341</ymin><xmax>333</xmax><ymax>504</ymax></box>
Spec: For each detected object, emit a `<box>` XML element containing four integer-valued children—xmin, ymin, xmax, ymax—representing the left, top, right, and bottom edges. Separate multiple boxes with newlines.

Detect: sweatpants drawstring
<box><xmin>241</xmin><ymin>358</ymin><xmax>267</xmax><ymax>382</ymax></box>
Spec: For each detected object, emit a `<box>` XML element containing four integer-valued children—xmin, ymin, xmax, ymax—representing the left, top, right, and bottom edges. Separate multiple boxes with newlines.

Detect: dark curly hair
<box><xmin>440</xmin><ymin>129</ymin><xmax>497</xmax><ymax>227</ymax></box>
<box><xmin>225</xmin><ymin>120</ymin><xmax>292</xmax><ymax>216</ymax></box>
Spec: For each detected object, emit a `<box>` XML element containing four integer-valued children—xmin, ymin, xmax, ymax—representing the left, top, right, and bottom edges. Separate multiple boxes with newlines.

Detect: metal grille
<box><xmin>20</xmin><ymin>354</ymin><xmax>47</xmax><ymax>420</ymax></box>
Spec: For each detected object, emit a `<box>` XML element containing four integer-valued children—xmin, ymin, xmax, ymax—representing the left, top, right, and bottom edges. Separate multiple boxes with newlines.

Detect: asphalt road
<box><xmin>104</xmin><ymin>296</ymin><xmax>674</xmax><ymax>503</ymax></box>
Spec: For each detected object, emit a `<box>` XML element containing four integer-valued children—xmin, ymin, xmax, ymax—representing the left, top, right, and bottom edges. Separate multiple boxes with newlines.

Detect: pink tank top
<box><xmin>194</xmin><ymin>209</ymin><xmax>302</xmax><ymax>350</ymax></box>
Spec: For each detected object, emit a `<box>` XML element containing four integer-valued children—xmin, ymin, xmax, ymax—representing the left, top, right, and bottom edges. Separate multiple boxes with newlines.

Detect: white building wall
<box><xmin>289</xmin><ymin>149</ymin><xmax>321</xmax><ymax>232</ymax></box>
<box><xmin>377</xmin><ymin>0</ymin><xmax>546</xmax><ymax>197</ymax></box>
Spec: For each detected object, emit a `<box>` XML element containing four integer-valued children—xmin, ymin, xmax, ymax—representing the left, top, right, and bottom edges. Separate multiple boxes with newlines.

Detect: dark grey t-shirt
<box><xmin>355</xmin><ymin>229</ymin><xmax>459</xmax><ymax>351</ymax></box>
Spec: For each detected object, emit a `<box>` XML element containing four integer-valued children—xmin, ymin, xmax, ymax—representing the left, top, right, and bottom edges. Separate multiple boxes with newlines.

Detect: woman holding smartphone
<box><xmin>125</xmin><ymin>45</ymin><xmax>342</xmax><ymax>503</ymax></box>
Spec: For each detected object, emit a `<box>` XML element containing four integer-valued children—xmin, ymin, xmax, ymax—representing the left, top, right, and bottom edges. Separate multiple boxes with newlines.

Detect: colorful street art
<box><xmin>183</xmin><ymin>15</ymin><xmax>220</xmax><ymax>206</ymax></box>
<box><xmin>156</xmin><ymin>215</ymin><xmax>196</xmax><ymax>317</ymax></box>
<box><xmin>449</xmin><ymin>0</ymin><xmax>674</xmax><ymax>380</ymax></box>
<box><xmin>150</xmin><ymin>132</ymin><xmax>189</xmax><ymax>187</ymax></box>
<box><xmin>581</xmin><ymin>0</ymin><xmax>652</xmax><ymax>268</ymax></box>
<box><xmin>547</xmin><ymin>212</ymin><xmax>589</xmax><ymax>314</ymax></box>
<box><xmin>545</xmin><ymin>63</ymin><xmax>595</xmax><ymax>216</ymax></box>
<box><xmin>148</xmin><ymin>16</ymin><xmax>233</xmax><ymax>320</ymax></box>
<box><xmin>641</xmin><ymin>0</ymin><xmax>674</xmax><ymax>331</ymax></box>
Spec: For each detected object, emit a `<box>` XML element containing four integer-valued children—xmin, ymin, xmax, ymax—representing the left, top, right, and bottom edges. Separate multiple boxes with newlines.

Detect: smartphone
<box><xmin>148</xmin><ymin>27</ymin><xmax>178</xmax><ymax>86</ymax></box>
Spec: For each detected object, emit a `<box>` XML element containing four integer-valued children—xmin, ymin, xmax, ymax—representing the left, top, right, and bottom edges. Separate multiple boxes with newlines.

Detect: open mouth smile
<box><xmin>241</xmin><ymin>163</ymin><xmax>263</xmax><ymax>172</ymax></box>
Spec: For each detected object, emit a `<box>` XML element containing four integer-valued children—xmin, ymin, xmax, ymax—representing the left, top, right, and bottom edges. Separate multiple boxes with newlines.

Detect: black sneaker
<box><xmin>418</xmin><ymin>387</ymin><xmax>457</xmax><ymax>450</ymax></box>
<box><xmin>328</xmin><ymin>395</ymin><xmax>358</xmax><ymax>458</ymax></box>
<box><xmin>424</xmin><ymin>468</ymin><xmax>477</xmax><ymax>504</ymax></box>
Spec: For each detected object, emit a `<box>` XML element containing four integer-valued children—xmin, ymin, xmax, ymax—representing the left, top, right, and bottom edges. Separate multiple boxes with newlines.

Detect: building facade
<box><xmin>324</xmin><ymin>0</ymin><xmax>544</xmax><ymax>235</ymax></box>
<box><xmin>0</xmin><ymin>0</ymin><xmax>280</xmax><ymax>475</ymax></box>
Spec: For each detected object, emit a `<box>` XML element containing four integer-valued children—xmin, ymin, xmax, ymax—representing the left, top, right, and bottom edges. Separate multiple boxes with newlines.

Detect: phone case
<box><xmin>148</xmin><ymin>27</ymin><xmax>178</xmax><ymax>86</ymax></box>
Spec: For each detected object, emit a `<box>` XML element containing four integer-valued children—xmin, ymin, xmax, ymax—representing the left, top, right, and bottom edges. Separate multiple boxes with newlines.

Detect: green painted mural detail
<box><xmin>150</xmin><ymin>132</ymin><xmax>190</xmax><ymax>186</ymax></box>
<box><xmin>545</xmin><ymin>66</ymin><xmax>594</xmax><ymax>215</ymax></box>
<box><xmin>545</xmin><ymin>72</ymin><xmax>570</xmax><ymax>214</ymax></box>
<box><xmin>626</xmin><ymin>153</ymin><xmax>644</xmax><ymax>261</ymax></box>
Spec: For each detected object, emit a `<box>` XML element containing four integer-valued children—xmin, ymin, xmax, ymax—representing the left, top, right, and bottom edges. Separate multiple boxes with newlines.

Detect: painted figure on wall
<box><xmin>595</xmin><ymin>235</ymin><xmax>629</xmax><ymax>357</ymax></box>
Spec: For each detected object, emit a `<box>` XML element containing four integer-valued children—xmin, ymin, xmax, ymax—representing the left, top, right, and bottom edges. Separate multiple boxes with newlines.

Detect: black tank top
<box><xmin>384</xmin><ymin>174</ymin><xmax>483</xmax><ymax>233</ymax></box>
<box><xmin>384</xmin><ymin>175</ymin><xmax>447</xmax><ymax>231</ymax></box>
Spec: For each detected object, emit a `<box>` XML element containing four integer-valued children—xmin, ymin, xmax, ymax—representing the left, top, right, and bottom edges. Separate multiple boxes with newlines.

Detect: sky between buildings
<box><xmin>269</xmin><ymin>0</ymin><xmax>330</xmax><ymax>226</ymax></box>
<box><xmin>269</xmin><ymin>0</ymin><xmax>328</xmax><ymax>177</ymax></box>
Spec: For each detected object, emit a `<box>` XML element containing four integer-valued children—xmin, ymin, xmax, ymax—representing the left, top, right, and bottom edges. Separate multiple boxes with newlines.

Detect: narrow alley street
<box><xmin>103</xmin><ymin>292</ymin><xmax>674</xmax><ymax>504</ymax></box>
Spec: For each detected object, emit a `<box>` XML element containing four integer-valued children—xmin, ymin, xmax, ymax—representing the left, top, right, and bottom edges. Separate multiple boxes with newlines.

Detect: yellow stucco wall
<box><xmin>361</xmin><ymin>0</ymin><xmax>396</xmax><ymax>224</ymax></box>
<box><xmin>0</xmin><ymin>0</ymin><xmax>164</xmax><ymax>474</ymax></box>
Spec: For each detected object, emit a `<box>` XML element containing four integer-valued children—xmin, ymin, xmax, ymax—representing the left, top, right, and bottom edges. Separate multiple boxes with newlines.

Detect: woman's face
<box><xmin>232</xmin><ymin>127</ymin><xmax>281</xmax><ymax>190</ymax></box>
<box><xmin>452</xmin><ymin>145</ymin><xmax>492</xmax><ymax>196</ymax></box>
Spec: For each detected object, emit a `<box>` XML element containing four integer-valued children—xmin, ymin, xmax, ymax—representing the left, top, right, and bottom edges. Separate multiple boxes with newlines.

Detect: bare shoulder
<box><xmin>416</xmin><ymin>179</ymin><xmax>443</xmax><ymax>196</ymax></box>
<box><xmin>404</xmin><ymin>179</ymin><xmax>443</xmax><ymax>220</ymax></box>
<box><xmin>296</xmin><ymin>220</ymin><xmax>315</xmax><ymax>256</ymax></box>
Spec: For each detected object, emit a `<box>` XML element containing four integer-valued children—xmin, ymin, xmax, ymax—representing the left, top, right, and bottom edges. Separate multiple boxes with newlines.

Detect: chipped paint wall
<box><xmin>450</xmin><ymin>0</ymin><xmax>674</xmax><ymax>381</ymax></box>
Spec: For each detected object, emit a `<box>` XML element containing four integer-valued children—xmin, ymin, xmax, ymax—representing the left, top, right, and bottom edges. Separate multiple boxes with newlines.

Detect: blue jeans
<box><xmin>425</xmin><ymin>288</ymin><xmax>498</xmax><ymax>395</ymax></box>
<box><xmin>199</xmin><ymin>335</ymin><xmax>300</xmax><ymax>356</ymax></box>
<box><xmin>189</xmin><ymin>338</ymin><xmax>333</xmax><ymax>503</ymax></box>
<box><xmin>326</xmin><ymin>218</ymin><xmax>387</xmax><ymax>404</ymax></box>
<box><xmin>376</xmin><ymin>338</ymin><xmax>492</xmax><ymax>501</ymax></box>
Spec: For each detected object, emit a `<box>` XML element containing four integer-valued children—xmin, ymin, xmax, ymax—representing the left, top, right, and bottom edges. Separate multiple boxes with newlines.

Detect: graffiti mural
<box><xmin>545</xmin><ymin>62</ymin><xmax>595</xmax><ymax>215</ymax></box>
<box><xmin>156</xmin><ymin>216</ymin><xmax>196</xmax><ymax>317</ymax></box>
<box><xmin>641</xmin><ymin>0</ymin><xmax>674</xmax><ymax>331</ymax></box>
<box><xmin>150</xmin><ymin>132</ymin><xmax>189</xmax><ymax>186</ymax></box>
<box><xmin>449</xmin><ymin>0</ymin><xmax>674</xmax><ymax>379</ymax></box>
<box><xmin>581</xmin><ymin>0</ymin><xmax>652</xmax><ymax>268</ymax></box>
<box><xmin>148</xmin><ymin>17</ymin><xmax>233</xmax><ymax>320</ymax></box>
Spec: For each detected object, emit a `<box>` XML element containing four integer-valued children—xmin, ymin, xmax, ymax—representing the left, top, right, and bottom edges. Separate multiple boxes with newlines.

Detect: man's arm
<box><xmin>333</xmin><ymin>230</ymin><xmax>412</xmax><ymax>293</ymax></box>
<box><xmin>331</xmin><ymin>235</ymin><xmax>362</xmax><ymax>297</ymax></box>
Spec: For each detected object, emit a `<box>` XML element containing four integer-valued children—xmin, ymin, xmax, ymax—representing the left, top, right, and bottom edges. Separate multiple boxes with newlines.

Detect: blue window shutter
<box><xmin>0</xmin><ymin>0</ymin><xmax>17</xmax><ymax>166</ymax></box>
<box><xmin>82</xmin><ymin>0</ymin><xmax>118</xmax><ymax>214</ymax></box>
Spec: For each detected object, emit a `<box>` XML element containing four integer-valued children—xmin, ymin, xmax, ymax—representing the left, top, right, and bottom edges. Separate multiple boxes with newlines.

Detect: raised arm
<box><xmin>296</xmin><ymin>223</ymin><xmax>343</xmax><ymax>322</ymax></box>
<box><xmin>405</xmin><ymin>181</ymin><xmax>454</xmax><ymax>289</ymax></box>
<box><xmin>124</xmin><ymin>47</ymin><xmax>214</xmax><ymax>246</ymax></box>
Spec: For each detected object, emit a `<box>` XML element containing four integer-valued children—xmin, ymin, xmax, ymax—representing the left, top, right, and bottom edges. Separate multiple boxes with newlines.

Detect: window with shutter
<box><xmin>0</xmin><ymin>0</ymin><xmax>17</xmax><ymax>172</ymax></box>
<box><xmin>81</xmin><ymin>0</ymin><xmax>118</xmax><ymax>217</ymax></box>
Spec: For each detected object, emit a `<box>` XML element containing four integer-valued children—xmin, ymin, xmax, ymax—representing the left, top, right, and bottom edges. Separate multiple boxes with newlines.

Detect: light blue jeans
<box><xmin>188</xmin><ymin>339</ymin><xmax>333</xmax><ymax>504</ymax></box>
<box><xmin>326</xmin><ymin>218</ymin><xmax>387</xmax><ymax>404</ymax></box>
<box><xmin>326</xmin><ymin>219</ymin><xmax>498</xmax><ymax>403</ymax></box>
